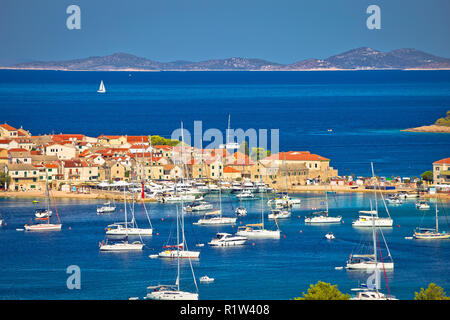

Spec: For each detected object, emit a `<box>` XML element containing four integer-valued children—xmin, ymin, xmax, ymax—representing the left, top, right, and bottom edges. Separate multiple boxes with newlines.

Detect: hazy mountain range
<box><xmin>5</xmin><ymin>47</ymin><xmax>450</xmax><ymax>71</ymax></box>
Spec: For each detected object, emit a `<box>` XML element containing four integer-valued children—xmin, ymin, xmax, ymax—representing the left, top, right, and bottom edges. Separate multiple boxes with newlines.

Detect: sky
<box><xmin>0</xmin><ymin>0</ymin><xmax>449</xmax><ymax>65</ymax></box>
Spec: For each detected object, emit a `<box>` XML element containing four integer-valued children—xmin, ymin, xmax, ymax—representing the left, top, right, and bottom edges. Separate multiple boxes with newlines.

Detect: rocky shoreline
<box><xmin>401</xmin><ymin>124</ymin><xmax>450</xmax><ymax>133</ymax></box>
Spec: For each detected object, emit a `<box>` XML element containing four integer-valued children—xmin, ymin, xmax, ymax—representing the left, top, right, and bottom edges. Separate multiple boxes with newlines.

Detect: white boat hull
<box><xmin>106</xmin><ymin>226</ymin><xmax>153</xmax><ymax>236</ymax></box>
<box><xmin>346</xmin><ymin>262</ymin><xmax>394</xmax><ymax>270</ymax></box>
<box><xmin>158</xmin><ymin>250</ymin><xmax>200</xmax><ymax>259</ymax></box>
<box><xmin>236</xmin><ymin>229</ymin><xmax>280</xmax><ymax>239</ymax></box>
<box><xmin>146</xmin><ymin>290</ymin><xmax>198</xmax><ymax>300</ymax></box>
<box><xmin>305</xmin><ymin>216</ymin><xmax>342</xmax><ymax>224</ymax></box>
<box><xmin>352</xmin><ymin>218</ymin><xmax>393</xmax><ymax>227</ymax></box>
<box><xmin>24</xmin><ymin>223</ymin><xmax>62</xmax><ymax>231</ymax></box>
<box><xmin>100</xmin><ymin>242</ymin><xmax>144</xmax><ymax>251</ymax></box>
<box><xmin>193</xmin><ymin>217</ymin><xmax>237</xmax><ymax>225</ymax></box>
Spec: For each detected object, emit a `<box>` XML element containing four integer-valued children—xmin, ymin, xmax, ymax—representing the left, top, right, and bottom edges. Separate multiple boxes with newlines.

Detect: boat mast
<box><xmin>324</xmin><ymin>166</ymin><xmax>329</xmax><ymax>213</ymax></box>
<box><xmin>435</xmin><ymin>193</ymin><xmax>439</xmax><ymax>233</ymax></box>
<box><xmin>180</xmin><ymin>122</ymin><xmax>186</xmax><ymax>248</ymax></box>
<box><xmin>371</xmin><ymin>162</ymin><xmax>379</xmax><ymax>293</ymax></box>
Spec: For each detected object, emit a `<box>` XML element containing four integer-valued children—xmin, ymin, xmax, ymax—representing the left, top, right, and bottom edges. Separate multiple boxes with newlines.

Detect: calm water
<box><xmin>0</xmin><ymin>70</ymin><xmax>450</xmax><ymax>177</ymax></box>
<box><xmin>0</xmin><ymin>194</ymin><xmax>449</xmax><ymax>300</ymax></box>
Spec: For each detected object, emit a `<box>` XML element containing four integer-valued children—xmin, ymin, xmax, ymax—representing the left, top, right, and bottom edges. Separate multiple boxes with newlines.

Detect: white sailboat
<box><xmin>100</xmin><ymin>188</ymin><xmax>144</xmax><ymax>251</ymax></box>
<box><xmin>158</xmin><ymin>122</ymin><xmax>200</xmax><ymax>259</ymax></box>
<box><xmin>413</xmin><ymin>193</ymin><xmax>450</xmax><ymax>240</ymax></box>
<box><xmin>236</xmin><ymin>177</ymin><xmax>281</xmax><ymax>239</ymax></box>
<box><xmin>105</xmin><ymin>166</ymin><xmax>153</xmax><ymax>236</ymax></box>
<box><xmin>34</xmin><ymin>178</ymin><xmax>53</xmax><ymax>218</ymax></box>
<box><xmin>193</xmin><ymin>180</ymin><xmax>237</xmax><ymax>225</ymax></box>
<box><xmin>352</xmin><ymin>192</ymin><xmax>393</xmax><ymax>228</ymax></box>
<box><xmin>346</xmin><ymin>163</ymin><xmax>394</xmax><ymax>271</ymax></box>
<box><xmin>97</xmin><ymin>80</ymin><xmax>106</xmax><ymax>93</ymax></box>
<box><xmin>304</xmin><ymin>167</ymin><xmax>341</xmax><ymax>224</ymax></box>
<box><xmin>25</xmin><ymin>177</ymin><xmax>62</xmax><ymax>232</ymax></box>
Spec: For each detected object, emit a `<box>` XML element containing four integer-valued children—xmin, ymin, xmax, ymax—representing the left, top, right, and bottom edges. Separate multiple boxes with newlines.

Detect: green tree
<box><xmin>250</xmin><ymin>147</ymin><xmax>271</xmax><ymax>161</ymax></box>
<box><xmin>415</xmin><ymin>283</ymin><xmax>450</xmax><ymax>300</ymax></box>
<box><xmin>421</xmin><ymin>171</ymin><xmax>433</xmax><ymax>183</ymax></box>
<box><xmin>0</xmin><ymin>172</ymin><xmax>11</xmax><ymax>190</ymax></box>
<box><xmin>295</xmin><ymin>281</ymin><xmax>350</xmax><ymax>300</ymax></box>
<box><xmin>150</xmin><ymin>135</ymin><xmax>180</xmax><ymax>146</ymax></box>
<box><xmin>238</xmin><ymin>141</ymin><xmax>249</xmax><ymax>156</ymax></box>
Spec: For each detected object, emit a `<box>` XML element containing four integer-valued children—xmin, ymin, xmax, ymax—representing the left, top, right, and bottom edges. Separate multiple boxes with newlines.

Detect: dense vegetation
<box><xmin>434</xmin><ymin>110</ymin><xmax>450</xmax><ymax>127</ymax></box>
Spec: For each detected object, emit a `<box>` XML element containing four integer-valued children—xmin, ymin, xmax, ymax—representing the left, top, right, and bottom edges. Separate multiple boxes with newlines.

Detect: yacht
<box><xmin>145</xmin><ymin>285</ymin><xmax>198</xmax><ymax>300</ymax></box>
<box><xmin>97</xmin><ymin>200</ymin><xmax>116</xmax><ymax>214</ymax></box>
<box><xmin>106</xmin><ymin>222</ymin><xmax>153</xmax><ymax>236</ymax></box>
<box><xmin>34</xmin><ymin>208</ymin><xmax>53</xmax><ymax>219</ymax></box>
<box><xmin>351</xmin><ymin>287</ymin><xmax>397</xmax><ymax>300</ymax></box>
<box><xmin>99</xmin><ymin>237</ymin><xmax>144</xmax><ymax>251</ymax></box>
<box><xmin>352</xmin><ymin>211</ymin><xmax>393</xmax><ymax>227</ymax></box>
<box><xmin>305</xmin><ymin>211</ymin><xmax>342</xmax><ymax>224</ymax></box>
<box><xmin>235</xmin><ymin>190</ymin><xmax>255</xmax><ymax>199</ymax></box>
<box><xmin>235</xmin><ymin>207</ymin><xmax>247</xmax><ymax>216</ymax></box>
<box><xmin>183</xmin><ymin>201</ymin><xmax>214</xmax><ymax>212</ymax></box>
<box><xmin>208</xmin><ymin>232</ymin><xmax>247</xmax><ymax>246</ymax></box>
<box><xmin>416</xmin><ymin>200</ymin><xmax>430</xmax><ymax>210</ymax></box>
<box><xmin>199</xmin><ymin>276</ymin><xmax>214</xmax><ymax>283</ymax></box>
<box><xmin>97</xmin><ymin>80</ymin><xmax>106</xmax><ymax>93</ymax></box>
<box><xmin>268</xmin><ymin>209</ymin><xmax>291</xmax><ymax>219</ymax></box>
<box><xmin>414</xmin><ymin>194</ymin><xmax>450</xmax><ymax>240</ymax></box>
<box><xmin>346</xmin><ymin>163</ymin><xmax>394</xmax><ymax>271</ymax></box>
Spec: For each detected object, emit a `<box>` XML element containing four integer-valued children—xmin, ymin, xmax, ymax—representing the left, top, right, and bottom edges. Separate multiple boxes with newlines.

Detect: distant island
<box><xmin>2</xmin><ymin>47</ymin><xmax>450</xmax><ymax>71</ymax></box>
<box><xmin>402</xmin><ymin>110</ymin><xmax>450</xmax><ymax>133</ymax></box>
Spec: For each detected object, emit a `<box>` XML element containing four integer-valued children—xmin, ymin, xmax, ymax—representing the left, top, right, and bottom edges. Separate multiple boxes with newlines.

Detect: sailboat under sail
<box><xmin>97</xmin><ymin>80</ymin><xmax>106</xmax><ymax>93</ymax></box>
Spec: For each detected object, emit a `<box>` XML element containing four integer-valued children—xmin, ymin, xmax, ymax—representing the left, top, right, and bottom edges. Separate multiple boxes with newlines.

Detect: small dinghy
<box><xmin>199</xmin><ymin>275</ymin><xmax>214</xmax><ymax>283</ymax></box>
<box><xmin>325</xmin><ymin>232</ymin><xmax>335</xmax><ymax>240</ymax></box>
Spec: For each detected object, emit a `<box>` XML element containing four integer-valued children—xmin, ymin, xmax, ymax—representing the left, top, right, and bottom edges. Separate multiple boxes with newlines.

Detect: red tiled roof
<box><xmin>0</xmin><ymin>123</ymin><xmax>17</xmax><ymax>131</ymax></box>
<box><xmin>8</xmin><ymin>148</ymin><xmax>29</xmax><ymax>153</ymax></box>
<box><xmin>126</xmin><ymin>136</ymin><xmax>149</xmax><ymax>143</ymax></box>
<box><xmin>434</xmin><ymin>157</ymin><xmax>450</xmax><ymax>165</ymax></box>
<box><xmin>264</xmin><ymin>151</ymin><xmax>329</xmax><ymax>162</ymax></box>
<box><xmin>224</xmin><ymin>166</ymin><xmax>240</xmax><ymax>173</ymax></box>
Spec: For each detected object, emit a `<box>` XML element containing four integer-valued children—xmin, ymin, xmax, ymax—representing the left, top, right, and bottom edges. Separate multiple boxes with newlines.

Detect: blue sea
<box><xmin>1</xmin><ymin>70</ymin><xmax>450</xmax><ymax>177</ymax></box>
<box><xmin>0</xmin><ymin>194</ymin><xmax>449</xmax><ymax>300</ymax></box>
<box><xmin>0</xmin><ymin>70</ymin><xmax>450</xmax><ymax>300</ymax></box>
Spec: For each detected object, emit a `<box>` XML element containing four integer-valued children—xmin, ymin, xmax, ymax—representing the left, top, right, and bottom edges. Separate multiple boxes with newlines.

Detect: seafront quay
<box><xmin>0</xmin><ymin>122</ymin><xmax>449</xmax><ymax>200</ymax></box>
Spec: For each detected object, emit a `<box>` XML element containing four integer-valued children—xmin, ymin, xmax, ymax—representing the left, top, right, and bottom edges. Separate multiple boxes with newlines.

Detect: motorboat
<box><xmin>34</xmin><ymin>208</ymin><xmax>53</xmax><ymax>218</ymax></box>
<box><xmin>416</xmin><ymin>200</ymin><xmax>430</xmax><ymax>210</ymax></box>
<box><xmin>325</xmin><ymin>232</ymin><xmax>335</xmax><ymax>240</ymax></box>
<box><xmin>208</xmin><ymin>232</ymin><xmax>247</xmax><ymax>246</ymax></box>
<box><xmin>235</xmin><ymin>207</ymin><xmax>247</xmax><ymax>216</ymax></box>
<box><xmin>199</xmin><ymin>276</ymin><xmax>214</xmax><ymax>283</ymax></box>
<box><xmin>235</xmin><ymin>190</ymin><xmax>255</xmax><ymax>199</ymax></box>
<box><xmin>193</xmin><ymin>215</ymin><xmax>237</xmax><ymax>225</ymax></box>
<box><xmin>183</xmin><ymin>201</ymin><xmax>214</xmax><ymax>212</ymax></box>
<box><xmin>97</xmin><ymin>201</ymin><xmax>116</xmax><ymax>214</ymax></box>
<box><xmin>268</xmin><ymin>209</ymin><xmax>291</xmax><ymax>219</ymax></box>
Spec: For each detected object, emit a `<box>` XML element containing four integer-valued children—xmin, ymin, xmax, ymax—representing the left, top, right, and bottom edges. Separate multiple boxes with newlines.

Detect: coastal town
<box><xmin>0</xmin><ymin>122</ymin><xmax>448</xmax><ymax>200</ymax></box>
